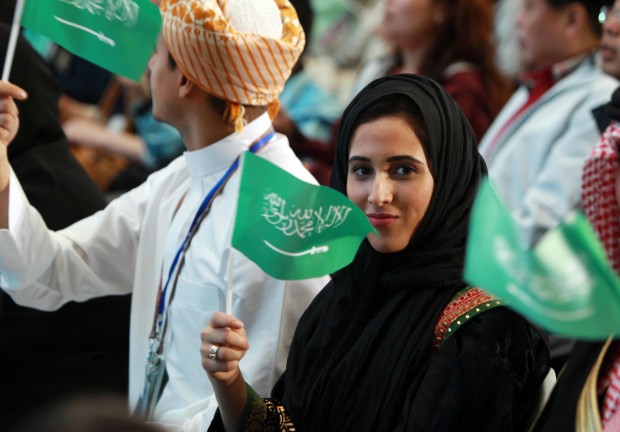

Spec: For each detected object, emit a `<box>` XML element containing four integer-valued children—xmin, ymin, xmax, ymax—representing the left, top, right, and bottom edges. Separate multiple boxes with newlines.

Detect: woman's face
<box><xmin>380</xmin><ymin>0</ymin><xmax>441</xmax><ymax>49</ymax></box>
<box><xmin>347</xmin><ymin>116</ymin><xmax>434</xmax><ymax>253</ymax></box>
<box><xmin>601</xmin><ymin>0</ymin><xmax>620</xmax><ymax>79</ymax></box>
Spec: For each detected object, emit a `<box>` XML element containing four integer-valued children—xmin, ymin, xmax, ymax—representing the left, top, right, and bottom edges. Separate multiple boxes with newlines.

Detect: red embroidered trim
<box><xmin>432</xmin><ymin>287</ymin><xmax>500</xmax><ymax>349</ymax></box>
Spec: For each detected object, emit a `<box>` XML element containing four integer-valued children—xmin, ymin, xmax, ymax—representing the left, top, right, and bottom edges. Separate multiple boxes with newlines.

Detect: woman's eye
<box><xmin>394</xmin><ymin>165</ymin><xmax>416</xmax><ymax>175</ymax></box>
<box><xmin>351</xmin><ymin>165</ymin><xmax>372</xmax><ymax>176</ymax></box>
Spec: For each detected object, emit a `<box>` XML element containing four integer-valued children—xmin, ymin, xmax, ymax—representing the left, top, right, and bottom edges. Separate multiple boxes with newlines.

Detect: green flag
<box><xmin>232</xmin><ymin>152</ymin><xmax>377</xmax><ymax>280</ymax></box>
<box><xmin>20</xmin><ymin>0</ymin><xmax>161</xmax><ymax>80</ymax></box>
<box><xmin>465</xmin><ymin>178</ymin><xmax>620</xmax><ymax>340</ymax></box>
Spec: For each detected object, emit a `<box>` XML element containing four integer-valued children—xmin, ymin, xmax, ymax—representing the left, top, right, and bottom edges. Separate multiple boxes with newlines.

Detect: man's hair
<box><xmin>167</xmin><ymin>52</ymin><xmax>177</xmax><ymax>70</ymax></box>
<box><xmin>209</xmin><ymin>95</ymin><xmax>229</xmax><ymax>118</ymax></box>
<box><xmin>546</xmin><ymin>0</ymin><xmax>608</xmax><ymax>37</ymax></box>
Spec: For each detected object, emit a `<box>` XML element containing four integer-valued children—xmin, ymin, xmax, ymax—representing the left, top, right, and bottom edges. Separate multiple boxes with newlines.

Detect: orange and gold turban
<box><xmin>160</xmin><ymin>0</ymin><xmax>305</xmax><ymax>131</ymax></box>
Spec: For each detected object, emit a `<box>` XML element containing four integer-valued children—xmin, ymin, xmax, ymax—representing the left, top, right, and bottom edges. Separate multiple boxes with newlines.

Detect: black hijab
<box><xmin>275</xmin><ymin>74</ymin><xmax>487</xmax><ymax>431</ymax></box>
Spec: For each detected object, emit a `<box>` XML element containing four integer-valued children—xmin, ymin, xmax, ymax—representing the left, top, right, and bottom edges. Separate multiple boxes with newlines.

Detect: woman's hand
<box><xmin>201</xmin><ymin>312</ymin><xmax>251</xmax><ymax>431</ymax></box>
<box><xmin>200</xmin><ymin>311</ymin><xmax>249</xmax><ymax>385</ymax></box>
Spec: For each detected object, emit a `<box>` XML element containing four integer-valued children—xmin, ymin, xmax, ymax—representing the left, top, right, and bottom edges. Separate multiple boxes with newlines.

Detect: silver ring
<box><xmin>208</xmin><ymin>344</ymin><xmax>220</xmax><ymax>360</ymax></box>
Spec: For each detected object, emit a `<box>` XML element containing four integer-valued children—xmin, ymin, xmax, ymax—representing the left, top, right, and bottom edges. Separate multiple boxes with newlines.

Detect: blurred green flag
<box><xmin>465</xmin><ymin>178</ymin><xmax>620</xmax><ymax>340</ymax></box>
<box><xmin>20</xmin><ymin>0</ymin><xmax>161</xmax><ymax>80</ymax></box>
<box><xmin>232</xmin><ymin>152</ymin><xmax>377</xmax><ymax>280</ymax></box>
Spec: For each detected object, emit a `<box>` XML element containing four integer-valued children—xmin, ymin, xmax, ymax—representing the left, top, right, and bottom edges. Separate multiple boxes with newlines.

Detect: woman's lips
<box><xmin>367</xmin><ymin>213</ymin><xmax>397</xmax><ymax>227</ymax></box>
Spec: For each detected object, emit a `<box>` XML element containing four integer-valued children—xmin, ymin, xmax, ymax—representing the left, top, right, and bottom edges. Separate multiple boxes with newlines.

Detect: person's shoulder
<box><xmin>462</xmin><ymin>307</ymin><xmax>549</xmax><ymax>362</ymax></box>
<box><xmin>436</xmin><ymin>302</ymin><xmax>550</xmax><ymax>378</ymax></box>
<box><xmin>442</xmin><ymin>63</ymin><xmax>483</xmax><ymax>83</ymax></box>
<box><xmin>465</xmin><ymin>306</ymin><xmax>535</xmax><ymax>334</ymax></box>
<box><xmin>442</xmin><ymin>295</ymin><xmax>542</xmax><ymax>352</ymax></box>
<box><xmin>133</xmin><ymin>153</ymin><xmax>188</xmax><ymax>193</ymax></box>
<box><xmin>433</xmin><ymin>287</ymin><xmax>504</xmax><ymax>350</ymax></box>
<box><xmin>260</xmin><ymin>138</ymin><xmax>320</xmax><ymax>185</ymax></box>
<box><xmin>560</xmin><ymin>58</ymin><xmax>618</xmax><ymax>96</ymax></box>
<box><xmin>589</xmin><ymin>71</ymin><xmax>619</xmax><ymax>97</ymax></box>
<box><xmin>443</xmin><ymin>68</ymin><xmax>486</xmax><ymax>96</ymax></box>
<box><xmin>581</xmin><ymin>64</ymin><xmax>618</xmax><ymax>94</ymax></box>
<box><xmin>569</xmin><ymin>70</ymin><xmax>618</xmax><ymax>118</ymax></box>
<box><xmin>536</xmin><ymin>64</ymin><xmax>617</xmax><ymax>119</ymax></box>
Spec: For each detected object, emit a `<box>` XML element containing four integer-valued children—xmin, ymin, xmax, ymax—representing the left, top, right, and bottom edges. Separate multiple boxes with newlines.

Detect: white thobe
<box><xmin>0</xmin><ymin>113</ymin><xmax>327</xmax><ymax>431</ymax></box>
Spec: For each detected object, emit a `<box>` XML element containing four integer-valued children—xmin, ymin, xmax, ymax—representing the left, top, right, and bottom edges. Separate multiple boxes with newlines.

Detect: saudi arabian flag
<box><xmin>232</xmin><ymin>152</ymin><xmax>377</xmax><ymax>280</ymax></box>
<box><xmin>19</xmin><ymin>0</ymin><xmax>161</xmax><ymax>80</ymax></box>
<box><xmin>465</xmin><ymin>178</ymin><xmax>620</xmax><ymax>340</ymax></box>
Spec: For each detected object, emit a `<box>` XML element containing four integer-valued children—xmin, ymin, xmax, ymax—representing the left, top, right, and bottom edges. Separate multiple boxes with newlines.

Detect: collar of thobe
<box><xmin>184</xmin><ymin>112</ymin><xmax>274</xmax><ymax>182</ymax></box>
<box><xmin>516</xmin><ymin>51</ymin><xmax>594</xmax><ymax>91</ymax></box>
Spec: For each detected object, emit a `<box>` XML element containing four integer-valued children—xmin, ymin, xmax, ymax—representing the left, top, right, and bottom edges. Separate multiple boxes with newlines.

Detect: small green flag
<box><xmin>232</xmin><ymin>152</ymin><xmax>377</xmax><ymax>280</ymax></box>
<box><xmin>20</xmin><ymin>0</ymin><xmax>161</xmax><ymax>80</ymax></box>
<box><xmin>465</xmin><ymin>178</ymin><xmax>620</xmax><ymax>340</ymax></box>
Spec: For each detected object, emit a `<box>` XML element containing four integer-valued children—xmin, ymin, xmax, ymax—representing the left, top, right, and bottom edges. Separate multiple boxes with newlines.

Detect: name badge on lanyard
<box><xmin>134</xmin><ymin>129</ymin><xmax>275</xmax><ymax>420</ymax></box>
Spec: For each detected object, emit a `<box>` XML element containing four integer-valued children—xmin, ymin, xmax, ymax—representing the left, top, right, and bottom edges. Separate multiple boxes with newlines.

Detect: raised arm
<box><xmin>0</xmin><ymin>80</ymin><xmax>27</xmax><ymax>228</ymax></box>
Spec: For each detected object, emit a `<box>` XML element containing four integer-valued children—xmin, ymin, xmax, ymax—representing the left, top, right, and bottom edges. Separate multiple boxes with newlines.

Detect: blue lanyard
<box><xmin>154</xmin><ymin>129</ymin><xmax>275</xmax><ymax>337</ymax></box>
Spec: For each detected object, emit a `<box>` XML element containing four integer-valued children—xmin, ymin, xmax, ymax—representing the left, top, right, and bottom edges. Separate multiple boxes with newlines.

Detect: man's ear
<box><xmin>178</xmin><ymin>74</ymin><xmax>195</xmax><ymax>98</ymax></box>
<box><xmin>561</xmin><ymin>2</ymin><xmax>586</xmax><ymax>35</ymax></box>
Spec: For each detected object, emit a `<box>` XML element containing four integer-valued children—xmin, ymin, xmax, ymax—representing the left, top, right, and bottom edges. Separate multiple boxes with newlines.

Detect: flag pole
<box><xmin>2</xmin><ymin>0</ymin><xmax>26</xmax><ymax>81</ymax></box>
<box><xmin>225</xmin><ymin>248</ymin><xmax>235</xmax><ymax>315</ymax></box>
<box><xmin>225</xmin><ymin>151</ymin><xmax>249</xmax><ymax>315</ymax></box>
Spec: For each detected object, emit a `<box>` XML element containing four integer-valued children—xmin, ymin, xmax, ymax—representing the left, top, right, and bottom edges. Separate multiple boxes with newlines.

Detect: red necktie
<box><xmin>483</xmin><ymin>67</ymin><xmax>554</xmax><ymax>159</ymax></box>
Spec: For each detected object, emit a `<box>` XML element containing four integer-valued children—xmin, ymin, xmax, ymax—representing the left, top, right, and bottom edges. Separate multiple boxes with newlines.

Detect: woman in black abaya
<box><xmin>201</xmin><ymin>74</ymin><xmax>550</xmax><ymax>431</ymax></box>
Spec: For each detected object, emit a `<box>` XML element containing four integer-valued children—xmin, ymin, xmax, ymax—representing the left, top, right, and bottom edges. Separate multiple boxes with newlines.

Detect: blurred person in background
<box><xmin>534</xmin><ymin>3</ymin><xmax>620</xmax><ymax>430</ymax></box>
<box><xmin>61</xmin><ymin>72</ymin><xmax>185</xmax><ymax>194</ymax></box>
<box><xmin>478</xmin><ymin>0</ymin><xmax>617</xmax><ymax>372</ymax></box>
<box><xmin>352</xmin><ymin>0</ymin><xmax>513</xmax><ymax>141</ymax></box>
<box><xmin>274</xmin><ymin>0</ymin><xmax>343</xmax><ymax>185</ymax></box>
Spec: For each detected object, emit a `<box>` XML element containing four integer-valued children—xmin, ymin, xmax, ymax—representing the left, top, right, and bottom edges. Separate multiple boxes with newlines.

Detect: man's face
<box><xmin>515</xmin><ymin>0</ymin><xmax>568</xmax><ymax>71</ymax></box>
<box><xmin>601</xmin><ymin>0</ymin><xmax>620</xmax><ymax>79</ymax></box>
<box><xmin>148</xmin><ymin>37</ymin><xmax>178</xmax><ymax>124</ymax></box>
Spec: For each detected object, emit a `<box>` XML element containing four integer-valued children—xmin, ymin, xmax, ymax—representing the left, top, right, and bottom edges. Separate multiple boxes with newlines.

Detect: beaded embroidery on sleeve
<box><xmin>236</xmin><ymin>384</ymin><xmax>297</xmax><ymax>432</ymax></box>
<box><xmin>432</xmin><ymin>287</ymin><xmax>504</xmax><ymax>350</ymax></box>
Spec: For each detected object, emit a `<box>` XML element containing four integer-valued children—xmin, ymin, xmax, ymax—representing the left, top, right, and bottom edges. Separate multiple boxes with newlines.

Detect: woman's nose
<box><xmin>367</xmin><ymin>178</ymin><xmax>393</xmax><ymax>207</ymax></box>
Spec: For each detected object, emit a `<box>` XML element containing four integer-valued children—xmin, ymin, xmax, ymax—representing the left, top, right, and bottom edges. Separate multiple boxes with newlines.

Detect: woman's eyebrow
<box><xmin>386</xmin><ymin>155</ymin><xmax>425</xmax><ymax>164</ymax></box>
<box><xmin>348</xmin><ymin>155</ymin><xmax>370</xmax><ymax>163</ymax></box>
<box><xmin>348</xmin><ymin>155</ymin><xmax>425</xmax><ymax>164</ymax></box>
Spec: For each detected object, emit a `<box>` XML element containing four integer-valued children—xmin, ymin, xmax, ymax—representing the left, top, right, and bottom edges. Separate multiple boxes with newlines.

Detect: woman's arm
<box><xmin>201</xmin><ymin>312</ymin><xmax>251</xmax><ymax>432</ymax></box>
<box><xmin>406</xmin><ymin>308</ymin><xmax>550</xmax><ymax>431</ymax></box>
